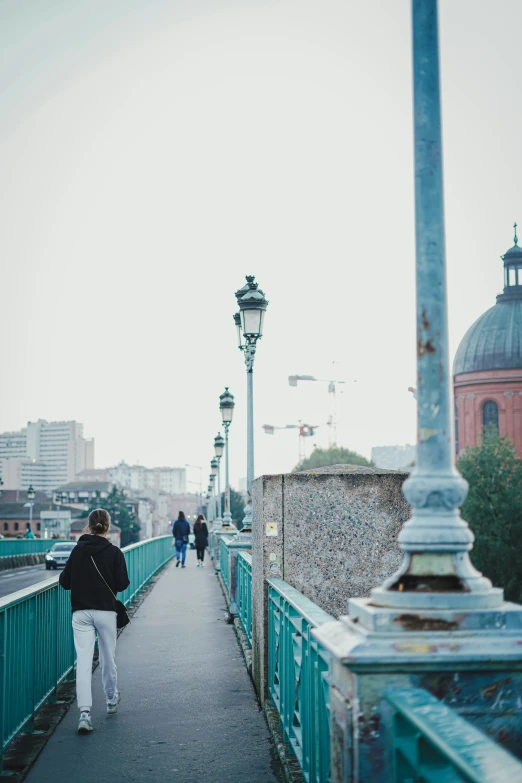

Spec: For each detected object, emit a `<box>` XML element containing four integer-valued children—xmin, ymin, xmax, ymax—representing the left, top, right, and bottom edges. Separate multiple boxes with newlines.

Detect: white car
<box><xmin>45</xmin><ymin>542</ymin><xmax>75</xmax><ymax>570</ymax></box>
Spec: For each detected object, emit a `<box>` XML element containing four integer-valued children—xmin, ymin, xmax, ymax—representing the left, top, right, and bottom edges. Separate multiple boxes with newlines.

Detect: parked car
<box><xmin>45</xmin><ymin>542</ymin><xmax>76</xmax><ymax>570</ymax></box>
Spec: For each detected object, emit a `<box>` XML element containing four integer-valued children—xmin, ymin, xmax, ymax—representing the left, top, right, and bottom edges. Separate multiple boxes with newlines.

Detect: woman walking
<box><xmin>173</xmin><ymin>511</ymin><xmax>190</xmax><ymax>568</ymax></box>
<box><xmin>193</xmin><ymin>514</ymin><xmax>209</xmax><ymax>567</ymax></box>
<box><xmin>59</xmin><ymin>509</ymin><xmax>130</xmax><ymax>734</ymax></box>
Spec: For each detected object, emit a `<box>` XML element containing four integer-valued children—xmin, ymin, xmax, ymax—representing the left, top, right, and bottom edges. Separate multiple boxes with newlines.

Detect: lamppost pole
<box><xmin>214</xmin><ymin>433</ymin><xmax>225</xmax><ymax>525</ymax></box>
<box><xmin>234</xmin><ymin>277</ymin><xmax>268</xmax><ymax>531</ymax></box>
<box><xmin>219</xmin><ymin>388</ymin><xmax>235</xmax><ymax>527</ymax></box>
<box><xmin>207</xmin><ymin>482</ymin><xmax>214</xmax><ymax>523</ymax></box>
<box><xmin>371</xmin><ymin>0</ymin><xmax>500</xmax><ymax>610</ymax></box>
<box><xmin>210</xmin><ymin>458</ymin><xmax>219</xmax><ymax>527</ymax></box>
<box><xmin>27</xmin><ymin>485</ymin><xmax>35</xmax><ymax>536</ymax></box>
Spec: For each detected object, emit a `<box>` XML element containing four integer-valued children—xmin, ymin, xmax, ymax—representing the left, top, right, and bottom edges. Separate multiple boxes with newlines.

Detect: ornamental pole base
<box><xmin>241</xmin><ymin>501</ymin><xmax>253</xmax><ymax>533</ymax></box>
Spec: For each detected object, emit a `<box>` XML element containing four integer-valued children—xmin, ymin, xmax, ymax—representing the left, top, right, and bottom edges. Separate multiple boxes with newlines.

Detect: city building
<box><xmin>0</xmin><ymin>431</ymin><xmax>28</xmax><ymax>465</ymax></box>
<box><xmin>40</xmin><ymin>510</ymin><xmax>72</xmax><ymax>539</ymax></box>
<box><xmin>54</xmin><ymin>481</ymin><xmax>112</xmax><ymax>509</ymax></box>
<box><xmin>69</xmin><ymin>520</ymin><xmax>121</xmax><ymax>548</ymax></box>
<box><xmin>454</xmin><ymin>227</ymin><xmax>522</xmax><ymax>454</ymax></box>
<box><xmin>75</xmin><ymin>468</ymin><xmax>111</xmax><ymax>483</ymax></box>
<box><xmin>371</xmin><ymin>444</ymin><xmax>416</xmax><ymax>471</ymax></box>
<box><xmin>0</xmin><ymin>420</ymin><xmax>94</xmax><ymax>491</ymax></box>
<box><xmin>107</xmin><ymin>461</ymin><xmax>186</xmax><ymax>495</ymax></box>
<box><xmin>0</xmin><ymin>491</ymin><xmax>82</xmax><ymax>538</ymax></box>
<box><xmin>1</xmin><ymin>459</ymin><xmax>52</xmax><ymax>490</ymax></box>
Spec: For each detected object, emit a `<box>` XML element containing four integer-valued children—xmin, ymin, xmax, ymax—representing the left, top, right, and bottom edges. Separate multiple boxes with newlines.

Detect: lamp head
<box><xmin>237</xmin><ymin>275</ymin><xmax>268</xmax><ymax>340</ymax></box>
<box><xmin>219</xmin><ymin>387</ymin><xmax>235</xmax><ymax>425</ymax></box>
<box><xmin>214</xmin><ymin>433</ymin><xmax>225</xmax><ymax>458</ymax></box>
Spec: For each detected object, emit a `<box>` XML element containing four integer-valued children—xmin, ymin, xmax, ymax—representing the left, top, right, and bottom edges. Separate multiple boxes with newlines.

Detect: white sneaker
<box><xmin>200</xmin><ymin>562</ymin><xmax>205</xmax><ymax>567</ymax></box>
<box><xmin>107</xmin><ymin>692</ymin><xmax>121</xmax><ymax>714</ymax></box>
<box><xmin>78</xmin><ymin>711</ymin><xmax>93</xmax><ymax>733</ymax></box>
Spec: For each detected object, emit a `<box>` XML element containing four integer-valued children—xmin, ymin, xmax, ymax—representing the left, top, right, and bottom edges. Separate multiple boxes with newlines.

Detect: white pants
<box><xmin>72</xmin><ymin>609</ymin><xmax>118</xmax><ymax>710</ymax></box>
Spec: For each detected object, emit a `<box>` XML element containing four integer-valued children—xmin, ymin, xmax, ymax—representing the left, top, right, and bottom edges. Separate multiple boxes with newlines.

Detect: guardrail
<box><xmin>268</xmin><ymin>578</ymin><xmax>333</xmax><ymax>783</ymax></box>
<box><xmin>385</xmin><ymin>687</ymin><xmax>522</xmax><ymax>782</ymax></box>
<box><xmin>219</xmin><ymin>536</ymin><xmax>231</xmax><ymax>591</ymax></box>
<box><xmin>237</xmin><ymin>551</ymin><xmax>252</xmax><ymax>646</ymax></box>
<box><xmin>0</xmin><ymin>535</ymin><xmax>174</xmax><ymax>762</ymax></box>
<box><xmin>0</xmin><ymin>540</ymin><xmax>69</xmax><ymax>556</ymax></box>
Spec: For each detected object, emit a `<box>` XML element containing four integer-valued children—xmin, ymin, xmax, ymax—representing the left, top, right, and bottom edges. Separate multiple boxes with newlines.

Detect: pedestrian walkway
<box><xmin>26</xmin><ymin>550</ymin><xmax>282</xmax><ymax>783</ymax></box>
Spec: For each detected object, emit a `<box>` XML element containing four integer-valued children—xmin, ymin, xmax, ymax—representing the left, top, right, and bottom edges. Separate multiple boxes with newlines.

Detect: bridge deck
<box><xmin>26</xmin><ymin>551</ymin><xmax>281</xmax><ymax>783</ymax></box>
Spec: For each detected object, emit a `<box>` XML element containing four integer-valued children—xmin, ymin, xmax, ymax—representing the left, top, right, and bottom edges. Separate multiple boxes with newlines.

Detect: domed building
<box><xmin>454</xmin><ymin>226</ymin><xmax>522</xmax><ymax>454</ymax></box>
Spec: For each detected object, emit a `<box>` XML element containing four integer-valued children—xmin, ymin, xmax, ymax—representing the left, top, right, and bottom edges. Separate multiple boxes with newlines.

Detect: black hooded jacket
<box><xmin>59</xmin><ymin>534</ymin><xmax>130</xmax><ymax>613</ymax></box>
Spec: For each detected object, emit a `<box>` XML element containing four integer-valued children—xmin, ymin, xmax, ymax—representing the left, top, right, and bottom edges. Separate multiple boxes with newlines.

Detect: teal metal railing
<box><xmin>0</xmin><ymin>540</ymin><xmax>69</xmax><ymax>556</ymax></box>
<box><xmin>386</xmin><ymin>688</ymin><xmax>522</xmax><ymax>782</ymax></box>
<box><xmin>268</xmin><ymin>578</ymin><xmax>332</xmax><ymax>783</ymax></box>
<box><xmin>0</xmin><ymin>535</ymin><xmax>174</xmax><ymax>761</ymax></box>
<box><xmin>219</xmin><ymin>537</ymin><xmax>231</xmax><ymax>591</ymax></box>
<box><xmin>237</xmin><ymin>551</ymin><xmax>252</xmax><ymax>646</ymax></box>
<box><xmin>119</xmin><ymin>536</ymin><xmax>175</xmax><ymax>606</ymax></box>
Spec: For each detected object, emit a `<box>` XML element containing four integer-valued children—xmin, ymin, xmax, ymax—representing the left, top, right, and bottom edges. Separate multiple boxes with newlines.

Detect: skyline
<box><xmin>1</xmin><ymin>0</ymin><xmax>520</xmax><ymax>485</ymax></box>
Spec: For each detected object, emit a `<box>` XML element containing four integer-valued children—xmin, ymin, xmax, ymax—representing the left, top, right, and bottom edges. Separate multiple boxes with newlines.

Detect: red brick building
<box><xmin>454</xmin><ymin>227</ymin><xmax>522</xmax><ymax>454</ymax></box>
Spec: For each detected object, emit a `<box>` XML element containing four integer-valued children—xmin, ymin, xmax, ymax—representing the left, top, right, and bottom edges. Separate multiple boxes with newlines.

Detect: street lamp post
<box><xmin>207</xmin><ymin>483</ymin><xmax>214</xmax><ymax>523</ymax></box>
<box><xmin>234</xmin><ymin>276</ymin><xmax>269</xmax><ymax>531</ymax></box>
<box><xmin>370</xmin><ymin>0</ymin><xmax>500</xmax><ymax>611</ymax></box>
<box><xmin>214</xmin><ymin>434</ymin><xmax>225</xmax><ymax>523</ymax></box>
<box><xmin>27</xmin><ymin>485</ymin><xmax>35</xmax><ymax>536</ymax></box>
<box><xmin>211</xmin><ymin>448</ymin><xmax>222</xmax><ymax>526</ymax></box>
<box><xmin>210</xmin><ymin>459</ymin><xmax>219</xmax><ymax>525</ymax></box>
<box><xmin>219</xmin><ymin>387</ymin><xmax>235</xmax><ymax>527</ymax></box>
<box><xmin>209</xmin><ymin>474</ymin><xmax>216</xmax><ymax>523</ymax></box>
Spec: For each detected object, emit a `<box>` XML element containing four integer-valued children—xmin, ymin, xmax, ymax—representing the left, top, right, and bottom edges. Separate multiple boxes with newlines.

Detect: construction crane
<box><xmin>262</xmin><ymin>422</ymin><xmax>320</xmax><ymax>462</ymax></box>
<box><xmin>289</xmin><ymin>364</ymin><xmax>349</xmax><ymax>446</ymax></box>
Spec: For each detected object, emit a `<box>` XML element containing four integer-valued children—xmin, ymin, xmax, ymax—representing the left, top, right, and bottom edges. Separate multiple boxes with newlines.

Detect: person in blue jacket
<box><xmin>173</xmin><ymin>511</ymin><xmax>190</xmax><ymax>568</ymax></box>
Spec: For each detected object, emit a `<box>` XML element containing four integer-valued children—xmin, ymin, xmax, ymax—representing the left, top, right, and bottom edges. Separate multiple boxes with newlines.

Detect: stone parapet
<box><xmin>251</xmin><ymin>465</ymin><xmax>409</xmax><ymax>703</ymax></box>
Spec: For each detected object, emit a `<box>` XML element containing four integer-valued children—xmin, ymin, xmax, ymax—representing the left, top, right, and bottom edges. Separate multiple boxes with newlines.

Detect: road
<box><xmin>0</xmin><ymin>564</ymin><xmax>56</xmax><ymax>599</ymax></box>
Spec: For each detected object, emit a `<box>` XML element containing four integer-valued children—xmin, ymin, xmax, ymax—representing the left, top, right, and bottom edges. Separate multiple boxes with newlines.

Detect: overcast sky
<box><xmin>1</xmin><ymin>0</ymin><xmax>520</xmax><ymax>488</ymax></box>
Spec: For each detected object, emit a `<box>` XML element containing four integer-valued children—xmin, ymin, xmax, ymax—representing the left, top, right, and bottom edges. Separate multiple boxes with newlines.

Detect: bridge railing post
<box><xmin>313</xmin><ymin>2</ymin><xmax>522</xmax><ymax>779</ymax></box>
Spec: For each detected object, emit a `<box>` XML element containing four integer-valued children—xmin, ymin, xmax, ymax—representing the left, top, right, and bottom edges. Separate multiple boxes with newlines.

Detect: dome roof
<box><xmin>503</xmin><ymin>243</ymin><xmax>522</xmax><ymax>260</ymax></box>
<box><xmin>453</xmin><ymin>299</ymin><xmax>522</xmax><ymax>375</ymax></box>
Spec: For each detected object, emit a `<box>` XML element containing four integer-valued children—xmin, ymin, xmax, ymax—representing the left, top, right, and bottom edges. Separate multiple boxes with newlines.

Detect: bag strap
<box><xmin>91</xmin><ymin>556</ymin><xmax>116</xmax><ymax>598</ymax></box>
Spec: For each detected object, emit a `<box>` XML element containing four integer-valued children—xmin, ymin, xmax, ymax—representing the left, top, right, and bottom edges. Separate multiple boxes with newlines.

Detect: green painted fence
<box><xmin>219</xmin><ymin>536</ymin><xmax>231</xmax><ymax>591</ymax></box>
<box><xmin>0</xmin><ymin>540</ymin><xmax>68</xmax><ymax>557</ymax></box>
<box><xmin>268</xmin><ymin>578</ymin><xmax>332</xmax><ymax>783</ymax></box>
<box><xmin>237</xmin><ymin>551</ymin><xmax>252</xmax><ymax>647</ymax></box>
<box><xmin>0</xmin><ymin>535</ymin><xmax>174</xmax><ymax>761</ymax></box>
<box><xmin>386</xmin><ymin>688</ymin><xmax>522</xmax><ymax>783</ymax></box>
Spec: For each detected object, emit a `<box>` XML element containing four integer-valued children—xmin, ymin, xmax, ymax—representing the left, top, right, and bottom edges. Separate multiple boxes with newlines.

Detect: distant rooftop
<box><xmin>56</xmin><ymin>482</ymin><xmax>112</xmax><ymax>492</ymax></box>
<box><xmin>0</xmin><ymin>503</ymin><xmax>82</xmax><ymax>520</ymax></box>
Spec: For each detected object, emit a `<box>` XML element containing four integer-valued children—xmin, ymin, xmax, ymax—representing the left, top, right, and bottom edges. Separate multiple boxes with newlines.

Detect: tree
<box><xmin>293</xmin><ymin>446</ymin><xmax>374</xmax><ymax>472</ymax></box>
<box><xmin>230</xmin><ymin>488</ymin><xmax>247</xmax><ymax>527</ymax></box>
<box><xmin>83</xmin><ymin>487</ymin><xmax>141</xmax><ymax>548</ymax></box>
<box><xmin>458</xmin><ymin>425</ymin><xmax>522</xmax><ymax>603</ymax></box>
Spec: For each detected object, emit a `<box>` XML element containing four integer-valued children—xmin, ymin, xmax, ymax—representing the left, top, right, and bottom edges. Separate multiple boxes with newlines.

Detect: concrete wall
<box><xmin>252</xmin><ymin>464</ymin><xmax>410</xmax><ymax>701</ymax></box>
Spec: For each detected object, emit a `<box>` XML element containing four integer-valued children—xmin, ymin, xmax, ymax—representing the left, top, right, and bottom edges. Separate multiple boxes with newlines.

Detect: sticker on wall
<box><xmin>266</xmin><ymin>522</ymin><xmax>278</xmax><ymax>537</ymax></box>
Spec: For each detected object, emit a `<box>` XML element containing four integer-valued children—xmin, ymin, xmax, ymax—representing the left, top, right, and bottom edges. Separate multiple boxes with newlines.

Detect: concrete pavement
<box><xmin>26</xmin><ymin>549</ymin><xmax>282</xmax><ymax>783</ymax></box>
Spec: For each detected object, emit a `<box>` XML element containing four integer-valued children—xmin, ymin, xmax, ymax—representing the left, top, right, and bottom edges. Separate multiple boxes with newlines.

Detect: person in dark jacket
<box><xmin>59</xmin><ymin>508</ymin><xmax>130</xmax><ymax>734</ymax></box>
<box><xmin>173</xmin><ymin>511</ymin><xmax>190</xmax><ymax>568</ymax></box>
<box><xmin>193</xmin><ymin>515</ymin><xmax>208</xmax><ymax>567</ymax></box>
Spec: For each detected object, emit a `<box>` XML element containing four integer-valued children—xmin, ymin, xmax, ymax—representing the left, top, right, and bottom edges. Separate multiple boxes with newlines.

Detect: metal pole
<box><xmin>29</xmin><ymin>503</ymin><xmax>33</xmax><ymax>535</ymax></box>
<box><xmin>242</xmin><ymin>345</ymin><xmax>256</xmax><ymax>531</ymax></box>
<box><xmin>216</xmin><ymin>460</ymin><xmax>222</xmax><ymax>523</ymax></box>
<box><xmin>371</xmin><ymin>0</ymin><xmax>500</xmax><ymax>610</ymax></box>
<box><xmin>223</xmin><ymin>424</ymin><xmax>232</xmax><ymax>526</ymax></box>
<box><xmin>247</xmin><ymin>369</ymin><xmax>254</xmax><ymax>490</ymax></box>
